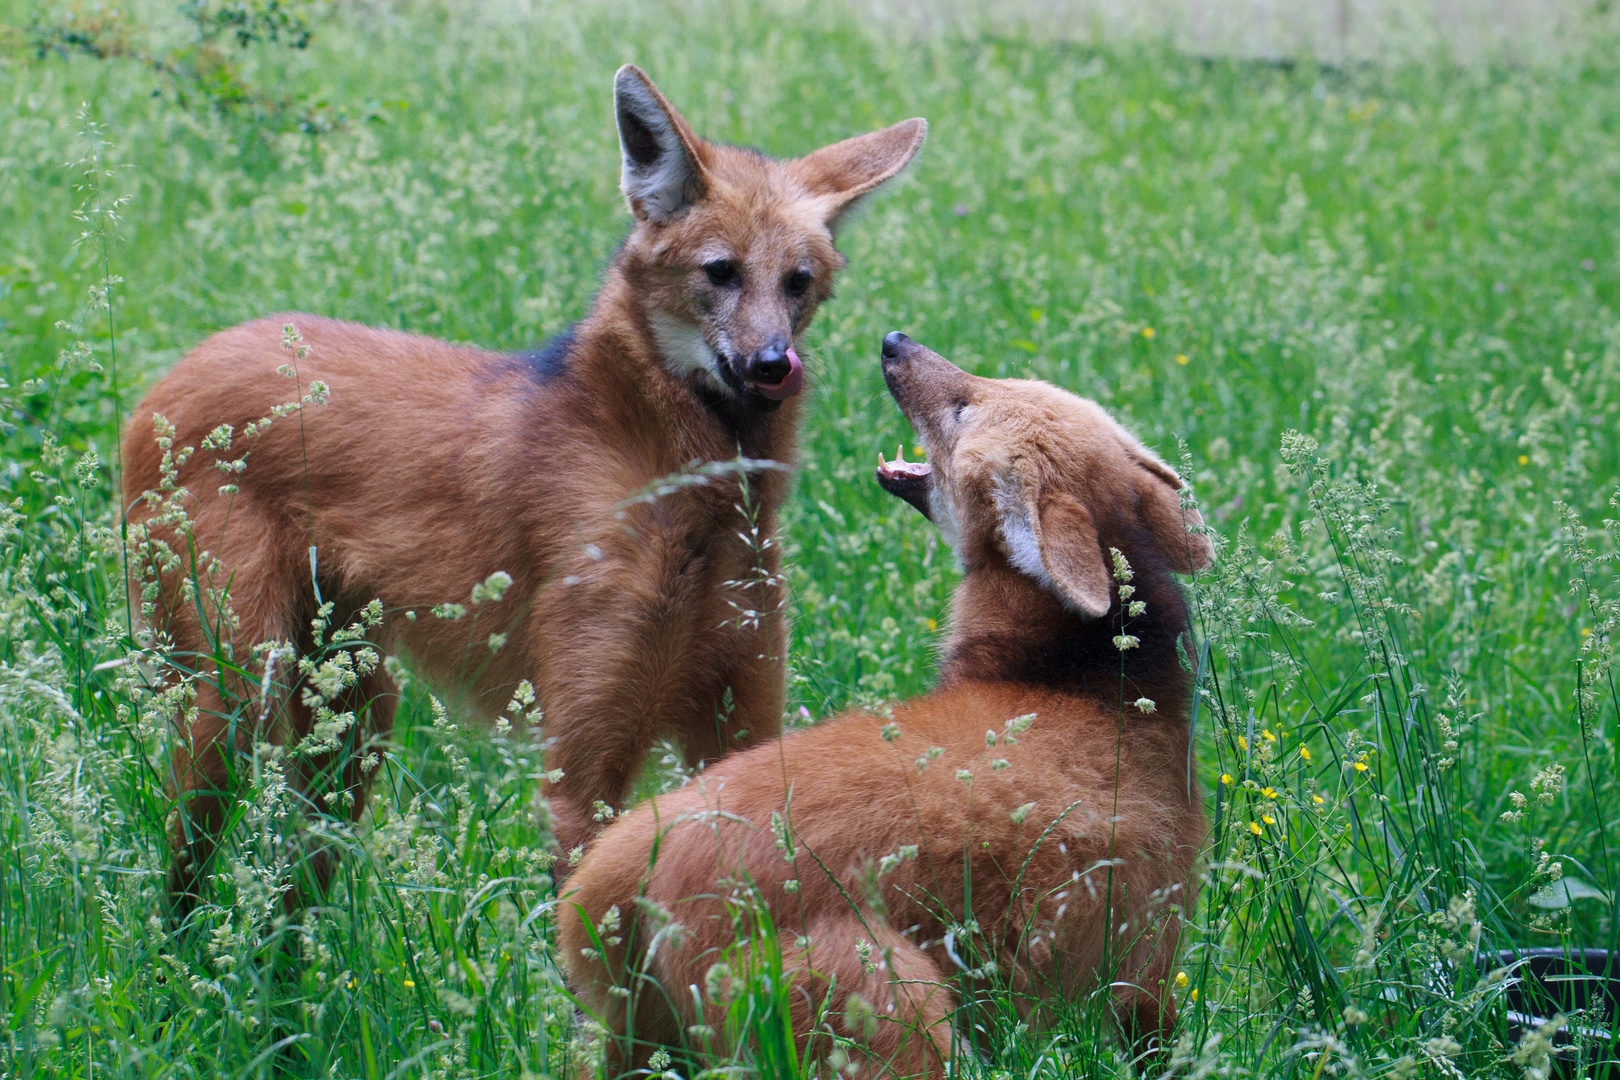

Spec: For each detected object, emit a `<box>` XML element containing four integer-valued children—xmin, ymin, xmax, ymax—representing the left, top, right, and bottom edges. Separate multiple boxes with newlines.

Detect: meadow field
<box><xmin>1</xmin><ymin>0</ymin><xmax>1618</xmax><ymax>1076</ymax></box>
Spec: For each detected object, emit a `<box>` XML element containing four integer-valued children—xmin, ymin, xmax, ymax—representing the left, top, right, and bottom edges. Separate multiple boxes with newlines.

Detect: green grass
<box><xmin>2</xmin><ymin>0</ymin><xmax>1619</xmax><ymax>1076</ymax></box>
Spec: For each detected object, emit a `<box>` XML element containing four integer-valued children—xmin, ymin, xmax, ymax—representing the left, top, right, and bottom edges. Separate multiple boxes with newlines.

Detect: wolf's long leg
<box><xmin>681</xmin><ymin>616</ymin><xmax>785</xmax><ymax>771</ymax></box>
<box><xmin>533</xmin><ymin>506</ymin><xmax>790</xmax><ymax>857</ymax></box>
<box><xmin>290</xmin><ymin>663</ymin><xmax>399</xmax><ymax>905</ymax></box>
<box><xmin>167</xmin><ymin>679</ymin><xmax>253</xmax><ymax>917</ymax></box>
<box><xmin>159</xmin><ymin>539</ymin><xmax>303</xmax><ymax>920</ymax></box>
<box><xmin>531</xmin><ymin>549</ymin><xmax>716</xmax><ymax>856</ymax></box>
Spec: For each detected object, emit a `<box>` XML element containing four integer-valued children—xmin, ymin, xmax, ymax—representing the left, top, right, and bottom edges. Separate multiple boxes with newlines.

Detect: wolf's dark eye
<box><xmin>784</xmin><ymin>268</ymin><xmax>812</xmax><ymax>296</ymax></box>
<box><xmin>954</xmin><ymin>400</ymin><xmax>969</xmax><ymax>419</ymax></box>
<box><xmin>703</xmin><ymin>259</ymin><xmax>740</xmax><ymax>287</ymax></box>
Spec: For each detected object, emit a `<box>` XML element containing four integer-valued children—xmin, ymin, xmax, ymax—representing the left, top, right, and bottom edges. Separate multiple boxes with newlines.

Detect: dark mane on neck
<box><xmin>690</xmin><ymin>380</ymin><xmax>792</xmax><ymax>459</ymax></box>
<box><xmin>938</xmin><ymin>522</ymin><xmax>1196</xmax><ymax>716</ymax></box>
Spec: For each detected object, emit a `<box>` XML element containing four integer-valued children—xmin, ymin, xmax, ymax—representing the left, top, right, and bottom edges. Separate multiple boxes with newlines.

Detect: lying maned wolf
<box><xmin>122</xmin><ymin>65</ymin><xmax>925</xmax><ymax>909</ymax></box>
<box><xmin>561</xmin><ymin>334</ymin><xmax>1213</xmax><ymax>1077</ymax></box>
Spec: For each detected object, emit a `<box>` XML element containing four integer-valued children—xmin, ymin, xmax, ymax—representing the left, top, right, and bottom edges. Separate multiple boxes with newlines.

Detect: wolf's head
<box><xmin>612</xmin><ymin>65</ymin><xmax>925</xmax><ymax>411</ymax></box>
<box><xmin>875</xmin><ymin>333</ymin><xmax>1214</xmax><ymax>618</ymax></box>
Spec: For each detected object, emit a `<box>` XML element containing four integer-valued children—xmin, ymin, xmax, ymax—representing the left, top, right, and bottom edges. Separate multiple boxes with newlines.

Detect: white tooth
<box><xmin>896</xmin><ymin>444</ymin><xmax>907</xmax><ymax>465</ymax></box>
<box><xmin>878</xmin><ymin>450</ymin><xmax>888</xmax><ymax>467</ymax></box>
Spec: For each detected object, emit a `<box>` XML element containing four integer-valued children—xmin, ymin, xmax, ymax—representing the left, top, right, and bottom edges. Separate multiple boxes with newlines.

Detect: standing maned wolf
<box><xmin>561</xmin><ymin>334</ymin><xmax>1212</xmax><ymax>1078</ymax></box>
<box><xmin>123</xmin><ymin>65</ymin><xmax>925</xmax><ymax>910</ymax></box>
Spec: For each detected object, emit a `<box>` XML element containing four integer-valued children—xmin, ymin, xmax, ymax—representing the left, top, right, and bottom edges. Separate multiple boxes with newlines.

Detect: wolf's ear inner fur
<box><xmin>793</xmin><ymin>118</ymin><xmax>928</xmax><ymax>229</ymax></box>
<box><xmin>995</xmin><ymin>477</ymin><xmax>1112</xmax><ymax>618</ymax></box>
<box><xmin>614</xmin><ymin>65</ymin><xmax>707</xmax><ymax>223</ymax></box>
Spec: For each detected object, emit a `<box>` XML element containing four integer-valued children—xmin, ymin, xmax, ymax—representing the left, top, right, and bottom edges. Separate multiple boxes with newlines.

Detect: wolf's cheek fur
<box><xmin>650</xmin><ymin>312</ymin><xmax>724</xmax><ymax>390</ymax></box>
<box><xmin>931</xmin><ymin>485</ymin><xmax>963</xmax><ymax>557</ymax></box>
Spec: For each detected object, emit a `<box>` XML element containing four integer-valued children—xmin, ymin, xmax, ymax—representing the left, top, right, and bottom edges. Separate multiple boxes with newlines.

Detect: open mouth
<box><xmin>876</xmin><ymin>445</ymin><xmax>933</xmax><ymax>519</ymax></box>
<box><xmin>747</xmin><ymin>346</ymin><xmax>804</xmax><ymax>401</ymax></box>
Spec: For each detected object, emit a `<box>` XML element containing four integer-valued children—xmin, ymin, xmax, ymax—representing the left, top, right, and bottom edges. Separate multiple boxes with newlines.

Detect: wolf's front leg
<box><xmin>537</xmin><ymin>654</ymin><xmax>668</xmax><ymax>860</ymax></box>
<box><xmin>682</xmin><ymin>607</ymin><xmax>786</xmax><ymax>772</ymax></box>
<box><xmin>530</xmin><ymin>552</ymin><xmax>715</xmax><ymax>858</ymax></box>
<box><xmin>537</xmin><ymin>609</ymin><xmax>787</xmax><ymax>860</ymax></box>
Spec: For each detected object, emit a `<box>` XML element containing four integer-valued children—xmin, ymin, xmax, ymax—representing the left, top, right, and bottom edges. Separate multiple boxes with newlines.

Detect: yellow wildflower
<box><xmin>1176</xmin><ymin>354</ymin><xmax>1189</xmax><ymax>365</ymax></box>
<box><xmin>1141</xmin><ymin>327</ymin><xmax>1156</xmax><ymax>339</ymax></box>
<box><xmin>1249</xmin><ymin>821</ymin><xmax>1263</xmax><ymax>835</ymax></box>
<box><xmin>1300</xmin><ymin>747</ymin><xmax>1311</xmax><ymax>761</ymax></box>
<box><xmin>1175</xmin><ymin>971</ymin><xmax>1190</xmax><ymax>988</ymax></box>
<box><xmin>1220</xmin><ymin>773</ymin><xmax>1234</xmax><ymax>786</ymax></box>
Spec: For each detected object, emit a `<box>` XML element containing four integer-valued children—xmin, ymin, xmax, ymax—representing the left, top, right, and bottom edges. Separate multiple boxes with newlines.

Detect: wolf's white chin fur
<box><xmin>651</xmin><ymin>313</ymin><xmax>731</xmax><ymax>395</ymax></box>
<box><xmin>930</xmin><ymin>483</ymin><xmax>964</xmax><ymax>564</ymax></box>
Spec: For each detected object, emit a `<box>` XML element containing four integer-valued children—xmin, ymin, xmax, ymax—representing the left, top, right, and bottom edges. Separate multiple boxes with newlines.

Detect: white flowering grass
<box><xmin>2</xmin><ymin>1</ymin><xmax>1619</xmax><ymax>1076</ymax></box>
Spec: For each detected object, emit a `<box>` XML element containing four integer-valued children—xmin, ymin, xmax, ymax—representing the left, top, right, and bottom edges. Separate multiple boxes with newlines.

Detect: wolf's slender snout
<box><xmin>747</xmin><ymin>337</ymin><xmax>792</xmax><ymax>383</ymax></box>
<box><xmin>880</xmin><ymin>330</ymin><xmax>930</xmax><ymax>407</ymax></box>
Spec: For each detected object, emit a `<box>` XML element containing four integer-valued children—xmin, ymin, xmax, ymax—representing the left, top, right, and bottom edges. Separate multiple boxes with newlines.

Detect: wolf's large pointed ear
<box><xmin>996</xmin><ymin>477</ymin><xmax>1113</xmax><ymax>618</ymax></box>
<box><xmin>792</xmin><ymin>118</ymin><xmax>927</xmax><ymax>231</ymax></box>
<box><xmin>614</xmin><ymin>65</ymin><xmax>709</xmax><ymax>223</ymax></box>
<box><xmin>1132</xmin><ymin>456</ymin><xmax>1215</xmax><ymax>575</ymax></box>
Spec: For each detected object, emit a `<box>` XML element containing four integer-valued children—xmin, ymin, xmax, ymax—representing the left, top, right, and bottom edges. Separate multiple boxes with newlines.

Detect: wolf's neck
<box><xmin>938</xmin><ymin>558</ymin><xmax>1194</xmax><ymax>716</ymax></box>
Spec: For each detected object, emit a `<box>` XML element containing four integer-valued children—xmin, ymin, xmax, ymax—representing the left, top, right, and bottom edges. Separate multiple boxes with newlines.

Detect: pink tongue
<box><xmin>752</xmin><ymin>347</ymin><xmax>804</xmax><ymax>400</ymax></box>
<box><xmin>878</xmin><ymin>459</ymin><xmax>932</xmax><ymax>480</ymax></box>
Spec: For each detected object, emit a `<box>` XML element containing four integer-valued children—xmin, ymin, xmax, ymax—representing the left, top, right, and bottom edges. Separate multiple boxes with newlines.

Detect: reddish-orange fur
<box><xmin>120</xmin><ymin>66</ymin><xmax>924</xmax><ymax>909</ymax></box>
<box><xmin>559</xmin><ymin>337</ymin><xmax>1214</xmax><ymax>1078</ymax></box>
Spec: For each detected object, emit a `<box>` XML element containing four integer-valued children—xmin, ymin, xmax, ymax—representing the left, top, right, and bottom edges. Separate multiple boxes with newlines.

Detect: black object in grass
<box><xmin>1497</xmin><ymin>949</ymin><xmax>1618</xmax><ymax>1078</ymax></box>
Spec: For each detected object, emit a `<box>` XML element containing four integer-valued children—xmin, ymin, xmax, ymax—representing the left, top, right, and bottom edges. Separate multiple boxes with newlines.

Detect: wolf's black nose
<box><xmin>747</xmin><ymin>338</ymin><xmax>791</xmax><ymax>383</ymax></box>
<box><xmin>882</xmin><ymin>331</ymin><xmax>911</xmax><ymax>359</ymax></box>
